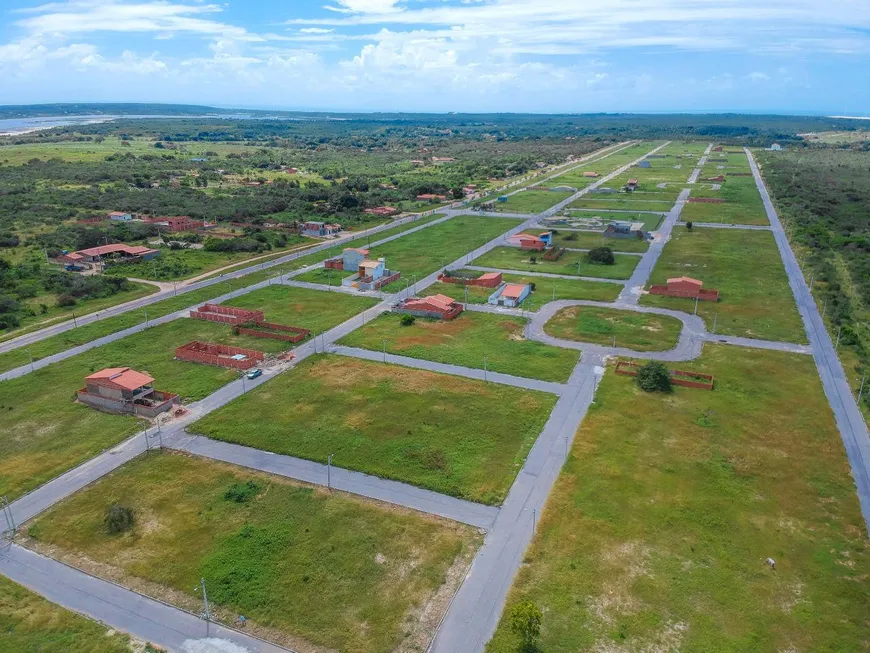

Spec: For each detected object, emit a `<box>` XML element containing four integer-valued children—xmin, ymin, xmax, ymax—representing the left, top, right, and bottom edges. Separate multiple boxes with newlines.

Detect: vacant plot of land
<box><xmin>544</xmin><ymin>143</ymin><xmax>665</xmax><ymax>188</ymax></box>
<box><xmin>568</xmin><ymin>197</ymin><xmax>675</xmax><ymax>212</ymax></box>
<box><xmin>339</xmin><ymin>310</ymin><xmax>580</xmax><ymax>382</ymax></box>
<box><xmin>0</xmin><ymin>286</ymin><xmax>374</xmax><ymax>499</ymax></box>
<box><xmin>640</xmin><ymin>227</ymin><xmax>805</xmax><ymax>342</ymax></box>
<box><xmin>552</xmin><ymin>230</ymin><xmax>649</xmax><ymax>253</ymax></box>
<box><xmin>191</xmin><ymin>355</ymin><xmax>556</xmax><ymax>504</ymax></box>
<box><xmin>482</xmin><ymin>190</ymin><xmax>573</xmax><ymax>213</ymax></box>
<box><xmin>560</xmin><ymin>209</ymin><xmax>664</xmax><ymax>229</ymax></box>
<box><xmin>681</xmin><ymin>179</ymin><xmax>769</xmax><ymax>226</ymax></box>
<box><xmin>474</xmin><ymin>246</ymin><xmax>639</xmax><ymax>280</ymax></box>
<box><xmin>0</xmin><ymin>575</ymin><xmax>132</xmax><ymax>652</ymax></box>
<box><xmin>422</xmin><ymin>273</ymin><xmax>621</xmax><ymax>305</ymax></box>
<box><xmin>26</xmin><ymin>452</ymin><xmax>480</xmax><ymax>653</ymax></box>
<box><xmin>543</xmin><ymin>306</ymin><xmax>683</xmax><ymax>351</ymax></box>
<box><xmin>488</xmin><ymin>346</ymin><xmax>870</xmax><ymax>653</ymax></box>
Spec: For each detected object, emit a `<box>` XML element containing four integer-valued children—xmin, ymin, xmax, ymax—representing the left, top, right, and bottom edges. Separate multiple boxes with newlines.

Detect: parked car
<box><xmin>246</xmin><ymin>368</ymin><xmax>263</xmax><ymax>380</ymax></box>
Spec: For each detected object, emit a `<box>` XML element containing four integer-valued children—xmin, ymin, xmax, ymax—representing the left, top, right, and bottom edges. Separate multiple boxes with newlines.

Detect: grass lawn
<box><xmin>482</xmin><ymin>190</ymin><xmax>573</xmax><ymax>213</ymax></box>
<box><xmin>26</xmin><ymin>452</ymin><xmax>480</xmax><ymax>653</ymax></box>
<box><xmin>552</xmin><ymin>230</ymin><xmax>649</xmax><ymax>253</ymax></box>
<box><xmin>487</xmin><ymin>345</ymin><xmax>870</xmax><ymax>653</ymax></box>
<box><xmin>474</xmin><ymin>246</ymin><xmax>639</xmax><ymax>280</ymax></box>
<box><xmin>339</xmin><ymin>310</ymin><xmax>580</xmax><ymax>382</ymax></box>
<box><xmin>640</xmin><ymin>227</ymin><xmax>805</xmax><ymax>343</ymax></box>
<box><xmin>544</xmin><ymin>306</ymin><xmax>683</xmax><ymax>351</ymax></box>
<box><xmin>0</xmin><ymin>218</ymin><xmax>445</xmax><ymax>375</ymax></box>
<box><xmin>0</xmin><ymin>280</ymin><xmax>158</xmax><ymax>343</ymax></box>
<box><xmin>422</xmin><ymin>272</ymin><xmax>621</xmax><ymax>305</ymax></box>
<box><xmin>0</xmin><ymin>288</ymin><xmax>372</xmax><ymax>500</ymax></box>
<box><xmin>569</xmin><ymin>197</ymin><xmax>675</xmax><ymax>212</ymax></box>
<box><xmin>681</xmin><ymin>193</ymin><xmax>768</xmax><ymax>226</ymax></box>
<box><xmin>0</xmin><ymin>575</ymin><xmax>133</xmax><ymax>652</ymax></box>
<box><xmin>291</xmin><ymin>266</ymin><xmax>348</xmax><ymax>286</ymax></box>
<box><xmin>561</xmin><ymin>209</ymin><xmax>665</xmax><ymax>228</ymax></box>
<box><xmin>190</xmin><ymin>355</ymin><xmax>557</xmax><ymax>505</ymax></box>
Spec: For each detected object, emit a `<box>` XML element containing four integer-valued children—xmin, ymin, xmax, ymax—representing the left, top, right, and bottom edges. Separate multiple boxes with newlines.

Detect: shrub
<box><xmin>105</xmin><ymin>504</ymin><xmax>135</xmax><ymax>534</ymax></box>
<box><xmin>224</xmin><ymin>480</ymin><xmax>261</xmax><ymax>503</ymax></box>
<box><xmin>509</xmin><ymin>600</ymin><xmax>543</xmax><ymax>650</ymax></box>
<box><xmin>636</xmin><ymin>361</ymin><xmax>673</xmax><ymax>393</ymax></box>
<box><xmin>686</xmin><ymin>221</ymin><xmax>694</xmax><ymax>231</ymax></box>
<box><xmin>56</xmin><ymin>293</ymin><xmax>77</xmax><ymax>307</ymax></box>
<box><xmin>564</xmin><ymin>232</ymin><xmax>578</xmax><ymax>241</ymax></box>
<box><xmin>587</xmin><ymin>246</ymin><xmax>615</xmax><ymax>265</ymax></box>
<box><xmin>400</xmin><ymin>313</ymin><xmax>416</xmax><ymax>326</ymax></box>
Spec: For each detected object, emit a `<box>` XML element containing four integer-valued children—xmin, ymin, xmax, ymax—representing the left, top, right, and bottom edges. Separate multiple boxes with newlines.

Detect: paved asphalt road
<box><xmin>747</xmin><ymin>148</ymin><xmax>870</xmax><ymax>532</ymax></box>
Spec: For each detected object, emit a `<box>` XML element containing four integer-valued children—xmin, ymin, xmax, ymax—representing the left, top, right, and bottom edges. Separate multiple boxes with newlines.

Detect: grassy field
<box><xmin>0</xmin><ymin>287</ymin><xmax>372</xmax><ymax>499</ymax></box>
<box><xmin>190</xmin><ymin>355</ymin><xmax>557</xmax><ymax>505</ymax></box>
<box><xmin>338</xmin><ymin>310</ymin><xmax>580</xmax><ymax>382</ymax></box>
<box><xmin>559</xmin><ymin>209</ymin><xmax>665</xmax><ymax>229</ymax></box>
<box><xmin>0</xmin><ymin>280</ymin><xmax>157</xmax><ymax>343</ymax></box>
<box><xmin>543</xmin><ymin>306</ymin><xmax>683</xmax><ymax>351</ymax></box>
<box><xmin>568</xmin><ymin>197</ymin><xmax>675</xmax><ymax>212</ymax></box>
<box><xmin>474</xmin><ymin>246</ymin><xmax>639</xmax><ymax>280</ymax></box>
<box><xmin>640</xmin><ymin>227</ymin><xmax>805</xmax><ymax>343</ymax></box>
<box><xmin>0</xmin><ymin>575</ymin><xmax>133</xmax><ymax>652</ymax></box>
<box><xmin>543</xmin><ymin>142</ymin><xmax>665</xmax><ymax>188</ymax></box>
<box><xmin>481</xmin><ymin>190</ymin><xmax>573</xmax><ymax>213</ymax></box>
<box><xmin>26</xmin><ymin>452</ymin><xmax>480</xmax><ymax>653</ymax></box>
<box><xmin>421</xmin><ymin>272</ymin><xmax>621</xmax><ymax>305</ymax></box>
<box><xmin>0</xmin><ymin>217</ymin><xmax>446</xmax><ymax>375</ymax></box>
<box><xmin>551</xmin><ymin>230</ymin><xmax>649</xmax><ymax>253</ymax></box>
<box><xmin>487</xmin><ymin>345</ymin><xmax>870</xmax><ymax>653</ymax></box>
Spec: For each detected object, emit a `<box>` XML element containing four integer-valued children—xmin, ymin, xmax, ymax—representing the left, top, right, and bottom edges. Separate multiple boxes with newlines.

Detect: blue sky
<box><xmin>0</xmin><ymin>0</ymin><xmax>868</xmax><ymax>114</ymax></box>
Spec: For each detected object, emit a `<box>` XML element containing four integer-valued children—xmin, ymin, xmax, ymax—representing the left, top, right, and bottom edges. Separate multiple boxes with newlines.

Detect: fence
<box><xmin>438</xmin><ymin>272</ymin><xmax>503</xmax><ymax>288</ymax></box>
<box><xmin>615</xmin><ymin>360</ymin><xmax>715</xmax><ymax>390</ymax></box>
<box><xmin>236</xmin><ymin>322</ymin><xmax>310</xmax><ymax>343</ymax></box>
<box><xmin>543</xmin><ymin>247</ymin><xmax>567</xmax><ymax>261</ymax></box>
<box><xmin>190</xmin><ymin>304</ymin><xmax>265</xmax><ymax>325</ymax></box>
<box><xmin>687</xmin><ymin>197</ymin><xmax>726</xmax><ymax>204</ymax></box>
<box><xmin>175</xmin><ymin>341</ymin><xmax>264</xmax><ymax>370</ymax></box>
<box><xmin>648</xmin><ymin>285</ymin><xmax>720</xmax><ymax>301</ymax></box>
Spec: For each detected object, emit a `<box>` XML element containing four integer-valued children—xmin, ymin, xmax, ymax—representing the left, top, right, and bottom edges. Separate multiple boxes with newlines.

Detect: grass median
<box><xmin>543</xmin><ymin>305</ymin><xmax>683</xmax><ymax>351</ymax></box>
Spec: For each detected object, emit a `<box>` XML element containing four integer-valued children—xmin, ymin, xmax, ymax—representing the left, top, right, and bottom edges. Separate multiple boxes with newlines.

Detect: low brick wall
<box><xmin>648</xmin><ymin>286</ymin><xmax>719</xmax><ymax>301</ymax></box>
<box><xmin>393</xmin><ymin>304</ymin><xmax>463</xmax><ymax>321</ymax></box>
<box><xmin>361</xmin><ymin>271</ymin><xmax>400</xmax><ymax>290</ymax></box>
<box><xmin>175</xmin><ymin>341</ymin><xmax>264</xmax><ymax>370</ymax></box>
<box><xmin>77</xmin><ymin>389</ymin><xmax>179</xmax><ymax>416</ymax></box>
<box><xmin>191</xmin><ymin>303</ymin><xmax>264</xmax><ymax>325</ymax></box>
<box><xmin>687</xmin><ymin>197</ymin><xmax>726</xmax><ymax>204</ymax></box>
<box><xmin>438</xmin><ymin>272</ymin><xmax>502</xmax><ymax>288</ymax></box>
<box><xmin>324</xmin><ymin>259</ymin><xmax>344</xmax><ymax>270</ymax></box>
<box><xmin>615</xmin><ymin>360</ymin><xmax>714</xmax><ymax>390</ymax></box>
<box><xmin>543</xmin><ymin>247</ymin><xmax>566</xmax><ymax>261</ymax></box>
<box><xmin>237</xmin><ymin>321</ymin><xmax>310</xmax><ymax>343</ymax></box>
<box><xmin>727</xmin><ymin>172</ymin><xmax>753</xmax><ymax>177</ymax></box>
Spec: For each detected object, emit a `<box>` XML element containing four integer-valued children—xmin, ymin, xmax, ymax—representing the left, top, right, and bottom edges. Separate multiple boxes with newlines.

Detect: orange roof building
<box><xmin>78</xmin><ymin>367</ymin><xmax>178</xmax><ymax>417</ymax></box>
<box><xmin>395</xmin><ymin>294</ymin><xmax>463</xmax><ymax>320</ymax></box>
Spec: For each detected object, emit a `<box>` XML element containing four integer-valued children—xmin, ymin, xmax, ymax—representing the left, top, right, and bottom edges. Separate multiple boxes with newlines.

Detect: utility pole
<box><xmin>143</xmin><ymin>427</ymin><xmax>150</xmax><ymax>454</ymax></box>
<box><xmin>836</xmin><ymin>325</ymin><xmax>843</xmax><ymax>349</ymax></box>
<box><xmin>1</xmin><ymin>495</ymin><xmax>16</xmax><ymax>536</ymax></box>
<box><xmin>26</xmin><ymin>349</ymin><xmax>34</xmax><ymax>373</ymax></box>
<box><xmin>195</xmin><ymin>579</ymin><xmax>211</xmax><ymax>636</ymax></box>
<box><xmin>858</xmin><ymin>370</ymin><xmax>866</xmax><ymax>404</ymax></box>
<box><xmin>327</xmin><ymin>453</ymin><xmax>333</xmax><ymax>490</ymax></box>
<box><xmin>72</xmin><ymin>312</ymin><xmax>77</xmax><ymax>328</ymax></box>
<box><xmin>173</xmin><ymin>280</ymin><xmax>177</xmax><ymax>296</ymax></box>
<box><xmin>612</xmin><ymin>335</ymin><xmax>616</xmax><ymax>350</ymax></box>
<box><xmin>822</xmin><ymin>299</ymin><xmax>828</xmax><ymax>320</ymax></box>
<box><xmin>464</xmin><ymin>286</ymin><xmax>469</xmax><ymax>305</ymax></box>
<box><xmin>694</xmin><ymin>297</ymin><xmax>699</xmax><ymax>315</ymax></box>
<box><xmin>382</xmin><ymin>339</ymin><xmax>387</xmax><ymax>363</ymax></box>
<box><xmin>483</xmin><ymin>356</ymin><xmax>488</xmax><ymax>382</ymax></box>
<box><xmin>144</xmin><ymin>308</ymin><xmax>148</xmax><ymax>327</ymax></box>
<box><xmin>712</xmin><ymin>312</ymin><xmax>718</xmax><ymax>334</ymax></box>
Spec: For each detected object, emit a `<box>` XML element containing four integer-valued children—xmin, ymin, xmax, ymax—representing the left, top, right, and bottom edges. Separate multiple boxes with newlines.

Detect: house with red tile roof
<box><xmin>648</xmin><ymin>276</ymin><xmax>719</xmax><ymax>301</ymax></box>
<box><xmin>394</xmin><ymin>294</ymin><xmax>464</xmax><ymax>320</ymax></box>
<box><xmin>77</xmin><ymin>367</ymin><xmax>178</xmax><ymax>417</ymax></box>
<box><xmin>325</xmin><ymin>247</ymin><xmax>370</xmax><ymax>271</ymax></box>
<box><xmin>488</xmin><ymin>282</ymin><xmax>532</xmax><ymax>308</ymax></box>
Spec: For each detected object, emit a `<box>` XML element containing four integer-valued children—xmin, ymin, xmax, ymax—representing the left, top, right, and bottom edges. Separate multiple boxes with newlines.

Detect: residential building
<box><xmin>341</xmin><ymin>256</ymin><xmax>400</xmax><ymax>291</ymax></box>
<box><xmin>648</xmin><ymin>276</ymin><xmax>720</xmax><ymax>301</ymax></box>
<box><xmin>394</xmin><ymin>294</ymin><xmax>464</xmax><ymax>320</ymax></box>
<box><xmin>146</xmin><ymin>216</ymin><xmax>204</xmax><ymax>232</ymax></box>
<box><xmin>604</xmin><ymin>221</ymin><xmax>647</xmax><ymax>240</ymax></box>
<box><xmin>431</xmin><ymin>157</ymin><xmax>456</xmax><ymax>164</ymax></box>
<box><xmin>364</xmin><ymin>206</ymin><xmax>399</xmax><ymax>217</ymax></box>
<box><xmin>302</xmin><ymin>221</ymin><xmax>342</xmax><ymax>237</ymax></box>
<box><xmin>637</xmin><ymin>160</ymin><xmax>652</xmax><ymax>168</ymax></box>
<box><xmin>325</xmin><ymin>248</ymin><xmax>369</xmax><ymax>271</ymax></box>
<box><xmin>58</xmin><ymin>243</ymin><xmax>161</xmax><ymax>268</ymax></box>
<box><xmin>77</xmin><ymin>367</ymin><xmax>178</xmax><ymax>418</ymax></box>
<box><xmin>583</xmin><ymin>171</ymin><xmax>599</xmax><ymax>178</ymax></box>
<box><xmin>769</xmin><ymin>143</ymin><xmax>782</xmax><ymax>151</ymax></box>
<box><xmin>488</xmin><ymin>283</ymin><xmax>532</xmax><ymax>308</ymax></box>
<box><xmin>416</xmin><ymin>193</ymin><xmax>448</xmax><ymax>202</ymax></box>
<box><xmin>108</xmin><ymin>211</ymin><xmax>133</xmax><ymax>221</ymax></box>
<box><xmin>625</xmin><ymin>179</ymin><xmax>639</xmax><ymax>191</ymax></box>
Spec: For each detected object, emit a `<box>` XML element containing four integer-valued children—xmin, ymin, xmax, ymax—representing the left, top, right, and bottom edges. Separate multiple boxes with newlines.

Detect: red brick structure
<box><xmin>190</xmin><ymin>304</ymin><xmax>265</xmax><ymax>325</ymax></box>
<box><xmin>543</xmin><ymin>247</ymin><xmax>566</xmax><ymax>261</ymax></box>
<box><xmin>706</xmin><ymin>175</ymin><xmax>726</xmax><ymax>182</ymax></box>
<box><xmin>615</xmin><ymin>360</ymin><xmax>714</xmax><ymax>390</ymax></box>
<box><xmin>364</xmin><ymin>206</ymin><xmax>399</xmax><ymax>217</ymax></box>
<box><xmin>727</xmin><ymin>172</ymin><xmax>753</xmax><ymax>177</ymax></box>
<box><xmin>687</xmin><ymin>197</ymin><xmax>726</xmax><ymax>204</ymax></box>
<box><xmin>146</xmin><ymin>216</ymin><xmax>204</xmax><ymax>232</ymax></box>
<box><xmin>438</xmin><ymin>272</ymin><xmax>503</xmax><ymax>288</ymax></box>
<box><xmin>77</xmin><ymin>367</ymin><xmax>179</xmax><ymax>417</ymax></box>
<box><xmin>236</xmin><ymin>322</ymin><xmax>310</xmax><ymax>343</ymax></box>
<box><xmin>394</xmin><ymin>294</ymin><xmax>464</xmax><ymax>320</ymax></box>
<box><xmin>175</xmin><ymin>341</ymin><xmax>264</xmax><ymax>370</ymax></box>
<box><xmin>648</xmin><ymin>276</ymin><xmax>719</xmax><ymax>301</ymax></box>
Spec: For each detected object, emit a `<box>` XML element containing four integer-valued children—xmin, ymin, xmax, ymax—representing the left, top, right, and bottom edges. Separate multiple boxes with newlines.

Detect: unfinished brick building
<box><xmin>175</xmin><ymin>341</ymin><xmax>264</xmax><ymax>370</ymax></box>
<box><xmin>77</xmin><ymin>367</ymin><xmax>178</xmax><ymax>417</ymax></box>
<box><xmin>648</xmin><ymin>277</ymin><xmax>720</xmax><ymax>302</ymax></box>
<box><xmin>190</xmin><ymin>304</ymin><xmax>265</xmax><ymax>325</ymax></box>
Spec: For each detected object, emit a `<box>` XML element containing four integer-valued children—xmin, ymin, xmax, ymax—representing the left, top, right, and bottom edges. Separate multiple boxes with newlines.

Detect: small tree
<box><xmin>400</xmin><ymin>313</ymin><xmax>416</xmax><ymax>326</ymax></box>
<box><xmin>509</xmin><ymin>600</ymin><xmax>543</xmax><ymax>651</ymax></box>
<box><xmin>636</xmin><ymin>361</ymin><xmax>673</xmax><ymax>393</ymax></box>
<box><xmin>686</xmin><ymin>221</ymin><xmax>693</xmax><ymax>231</ymax></box>
<box><xmin>105</xmin><ymin>504</ymin><xmax>135</xmax><ymax>534</ymax></box>
<box><xmin>587</xmin><ymin>247</ymin><xmax>615</xmax><ymax>265</ymax></box>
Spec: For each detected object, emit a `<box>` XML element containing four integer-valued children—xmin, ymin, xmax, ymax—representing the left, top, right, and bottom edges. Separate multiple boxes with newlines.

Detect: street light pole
<box><xmin>859</xmin><ymin>371</ymin><xmax>867</xmax><ymax>404</ymax></box>
<box><xmin>195</xmin><ymin>579</ymin><xmax>211</xmax><ymax>636</ymax></box>
<box><xmin>382</xmin><ymin>339</ymin><xmax>387</xmax><ymax>363</ymax></box>
<box><xmin>26</xmin><ymin>349</ymin><xmax>34</xmax><ymax>373</ymax></box>
<box><xmin>483</xmin><ymin>356</ymin><xmax>488</xmax><ymax>381</ymax></box>
<box><xmin>327</xmin><ymin>453</ymin><xmax>333</xmax><ymax>490</ymax></box>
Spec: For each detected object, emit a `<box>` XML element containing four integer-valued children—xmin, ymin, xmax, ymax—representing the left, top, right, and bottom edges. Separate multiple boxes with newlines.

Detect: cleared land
<box><xmin>487</xmin><ymin>346</ymin><xmax>870</xmax><ymax>653</ymax></box>
<box><xmin>474</xmin><ymin>246</ymin><xmax>639</xmax><ymax>280</ymax></box>
<box><xmin>0</xmin><ymin>575</ymin><xmax>132</xmax><ymax>652</ymax></box>
<box><xmin>568</xmin><ymin>197</ymin><xmax>675</xmax><ymax>212</ymax></box>
<box><xmin>559</xmin><ymin>210</ymin><xmax>664</xmax><ymax>231</ymax></box>
<box><xmin>338</xmin><ymin>310</ymin><xmax>580</xmax><ymax>382</ymax></box>
<box><xmin>0</xmin><ymin>287</ymin><xmax>374</xmax><ymax>500</ymax></box>
<box><xmin>542</xmin><ymin>142</ymin><xmax>666</xmax><ymax>188</ymax></box>
<box><xmin>640</xmin><ymin>227</ymin><xmax>805</xmax><ymax>343</ymax></box>
<box><xmin>480</xmin><ymin>190</ymin><xmax>573</xmax><ymax>214</ymax></box>
<box><xmin>190</xmin><ymin>355</ymin><xmax>557</xmax><ymax>505</ymax></box>
<box><xmin>421</xmin><ymin>273</ymin><xmax>621</xmax><ymax>305</ymax></box>
<box><xmin>543</xmin><ymin>306</ymin><xmax>683</xmax><ymax>352</ymax></box>
<box><xmin>25</xmin><ymin>452</ymin><xmax>480</xmax><ymax>653</ymax></box>
<box><xmin>551</xmin><ymin>230</ymin><xmax>649</xmax><ymax>253</ymax></box>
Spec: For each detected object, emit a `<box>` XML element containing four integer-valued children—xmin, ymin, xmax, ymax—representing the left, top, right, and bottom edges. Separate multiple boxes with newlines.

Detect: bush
<box><xmin>587</xmin><ymin>246</ymin><xmax>615</xmax><ymax>265</ymax></box>
<box><xmin>224</xmin><ymin>480</ymin><xmax>261</xmax><ymax>503</ymax></box>
<box><xmin>400</xmin><ymin>313</ymin><xmax>416</xmax><ymax>326</ymax></box>
<box><xmin>56</xmin><ymin>293</ymin><xmax>77</xmax><ymax>307</ymax></box>
<box><xmin>686</xmin><ymin>221</ymin><xmax>693</xmax><ymax>231</ymax></box>
<box><xmin>564</xmin><ymin>232</ymin><xmax>578</xmax><ymax>241</ymax></box>
<box><xmin>105</xmin><ymin>503</ymin><xmax>135</xmax><ymax>534</ymax></box>
<box><xmin>636</xmin><ymin>361</ymin><xmax>673</xmax><ymax>393</ymax></box>
<box><xmin>509</xmin><ymin>600</ymin><xmax>543</xmax><ymax>650</ymax></box>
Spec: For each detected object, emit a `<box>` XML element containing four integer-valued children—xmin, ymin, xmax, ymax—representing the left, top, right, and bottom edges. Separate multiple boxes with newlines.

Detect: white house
<box><xmin>108</xmin><ymin>211</ymin><xmax>133</xmax><ymax>221</ymax></box>
<box><xmin>488</xmin><ymin>283</ymin><xmax>532</xmax><ymax>308</ymax></box>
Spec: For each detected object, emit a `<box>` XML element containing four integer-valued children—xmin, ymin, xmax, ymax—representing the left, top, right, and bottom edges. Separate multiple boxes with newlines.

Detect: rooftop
<box><xmin>76</xmin><ymin>243</ymin><xmax>158</xmax><ymax>257</ymax></box>
<box><xmin>86</xmin><ymin>367</ymin><xmax>154</xmax><ymax>392</ymax></box>
<box><xmin>667</xmin><ymin>276</ymin><xmax>703</xmax><ymax>287</ymax></box>
<box><xmin>502</xmin><ymin>283</ymin><xmax>529</xmax><ymax>299</ymax></box>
